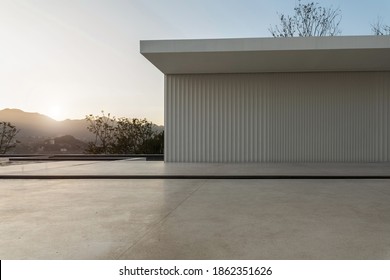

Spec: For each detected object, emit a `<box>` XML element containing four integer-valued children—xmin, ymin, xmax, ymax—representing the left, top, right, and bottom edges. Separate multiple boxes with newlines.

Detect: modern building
<box><xmin>141</xmin><ymin>36</ymin><xmax>390</xmax><ymax>162</ymax></box>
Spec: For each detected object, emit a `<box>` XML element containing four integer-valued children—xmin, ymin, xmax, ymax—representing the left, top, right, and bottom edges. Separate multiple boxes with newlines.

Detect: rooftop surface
<box><xmin>140</xmin><ymin>35</ymin><xmax>390</xmax><ymax>74</ymax></box>
<box><xmin>1</xmin><ymin>160</ymin><xmax>390</xmax><ymax>259</ymax></box>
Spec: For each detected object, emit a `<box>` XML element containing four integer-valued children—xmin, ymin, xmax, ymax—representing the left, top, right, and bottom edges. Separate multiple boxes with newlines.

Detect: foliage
<box><xmin>85</xmin><ymin>111</ymin><xmax>116</xmax><ymax>154</ymax></box>
<box><xmin>269</xmin><ymin>1</ymin><xmax>342</xmax><ymax>37</ymax></box>
<box><xmin>85</xmin><ymin>112</ymin><xmax>163</xmax><ymax>154</ymax></box>
<box><xmin>138</xmin><ymin>131</ymin><xmax>164</xmax><ymax>154</ymax></box>
<box><xmin>372</xmin><ymin>19</ymin><xmax>390</xmax><ymax>35</ymax></box>
<box><xmin>0</xmin><ymin>122</ymin><xmax>19</xmax><ymax>154</ymax></box>
<box><xmin>112</xmin><ymin>118</ymin><xmax>154</xmax><ymax>154</ymax></box>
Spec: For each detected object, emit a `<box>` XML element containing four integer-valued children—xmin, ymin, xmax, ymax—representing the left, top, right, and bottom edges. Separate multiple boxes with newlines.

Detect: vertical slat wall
<box><xmin>165</xmin><ymin>72</ymin><xmax>390</xmax><ymax>162</ymax></box>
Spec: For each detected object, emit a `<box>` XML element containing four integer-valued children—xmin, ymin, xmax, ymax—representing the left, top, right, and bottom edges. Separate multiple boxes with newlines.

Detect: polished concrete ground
<box><xmin>1</xmin><ymin>161</ymin><xmax>390</xmax><ymax>259</ymax></box>
<box><xmin>1</xmin><ymin>160</ymin><xmax>390</xmax><ymax>176</ymax></box>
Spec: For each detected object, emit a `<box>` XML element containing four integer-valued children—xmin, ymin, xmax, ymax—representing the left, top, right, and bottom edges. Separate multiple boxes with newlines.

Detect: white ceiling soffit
<box><xmin>140</xmin><ymin>36</ymin><xmax>390</xmax><ymax>74</ymax></box>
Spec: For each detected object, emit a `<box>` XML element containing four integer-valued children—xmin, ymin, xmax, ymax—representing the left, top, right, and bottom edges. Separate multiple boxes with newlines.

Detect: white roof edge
<box><xmin>140</xmin><ymin>36</ymin><xmax>390</xmax><ymax>74</ymax></box>
<box><xmin>140</xmin><ymin>36</ymin><xmax>390</xmax><ymax>54</ymax></box>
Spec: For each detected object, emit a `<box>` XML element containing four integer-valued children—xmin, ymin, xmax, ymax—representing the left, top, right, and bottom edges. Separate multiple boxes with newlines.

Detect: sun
<box><xmin>47</xmin><ymin>106</ymin><xmax>64</xmax><ymax>121</ymax></box>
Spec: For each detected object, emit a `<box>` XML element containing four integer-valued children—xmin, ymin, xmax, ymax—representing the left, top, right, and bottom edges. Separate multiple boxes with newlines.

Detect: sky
<box><xmin>0</xmin><ymin>0</ymin><xmax>389</xmax><ymax>124</ymax></box>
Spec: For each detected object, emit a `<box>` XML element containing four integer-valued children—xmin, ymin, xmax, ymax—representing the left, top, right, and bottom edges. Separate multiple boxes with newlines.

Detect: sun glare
<box><xmin>47</xmin><ymin>106</ymin><xmax>64</xmax><ymax>121</ymax></box>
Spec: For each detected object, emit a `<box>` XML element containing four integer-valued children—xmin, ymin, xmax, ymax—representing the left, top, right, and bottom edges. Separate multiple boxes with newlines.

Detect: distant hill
<box><xmin>0</xmin><ymin>108</ymin><xmax>93</xmax><ymax>141</ymax></box>
<box><xmin>33</xmin><ymin>135</ymin><xmax>88</xmax><ymax>154</ymax></box>
<box><xmin>0</xmin><ymin>108</ymin><xmax>164</xmax><ymax>154</ymax></box>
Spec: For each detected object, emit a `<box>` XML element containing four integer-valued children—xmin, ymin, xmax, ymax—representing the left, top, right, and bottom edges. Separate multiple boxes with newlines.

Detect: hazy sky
<box><xmin>1</xmin><ymin>0</ymin><xmax>389</xmax><ymax>124</ymax></box>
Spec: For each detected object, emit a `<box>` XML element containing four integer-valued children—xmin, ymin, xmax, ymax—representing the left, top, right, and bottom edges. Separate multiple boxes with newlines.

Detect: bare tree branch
<box><xmin>269</xmin><ymin>1</ymin><xmax>342</xmax><ymax>37</ymax></box>
<box><xmin>372</xmin><ymin>18</ymin><xmax>390</xmax><ymax>35</ymax></box>
<box><xmin>0</xmin><ymin>122</ymin><xmax>19</xmax><ymax>154</ymax></box>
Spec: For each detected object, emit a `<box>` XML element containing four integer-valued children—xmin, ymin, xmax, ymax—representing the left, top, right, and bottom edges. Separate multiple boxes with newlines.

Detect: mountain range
<box><xmin>0</xmin><ymin>108</ymin><xmax>93</xmax><ymax>141</ymax></box>
<box><xmin>0</xmin><ymin>108</ymin><xmax>164</xmax><ymax>140</ymax></box>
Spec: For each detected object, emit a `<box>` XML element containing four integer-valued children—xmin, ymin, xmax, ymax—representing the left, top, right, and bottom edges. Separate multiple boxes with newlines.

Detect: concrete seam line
<box><xmin>116</xmin><ymin>179</ymin><xmax>207</xmax><ymax>259</ymax></box>
<box><xmin>1</xmin><ymin>175</ymin><xmax>390</xmax><ymax>179</ymax></box>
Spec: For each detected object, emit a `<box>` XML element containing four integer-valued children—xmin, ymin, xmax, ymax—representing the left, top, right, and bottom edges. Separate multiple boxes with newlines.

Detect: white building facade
<box><xmin>141</xmin><ymin>36</ymin><xmax>390</xmax><ymax>162</ymax></box>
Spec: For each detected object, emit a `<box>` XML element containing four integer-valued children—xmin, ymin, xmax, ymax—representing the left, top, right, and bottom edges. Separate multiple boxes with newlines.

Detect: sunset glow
<box><xmin>0</xmin><ymin>0</ymin><xmax>389</xmax><ymax>125</ymax></box>
<box><xmin>47</xmin><ymin>106</ymin><xmax>64</xmax><ymax>121</ymax></box>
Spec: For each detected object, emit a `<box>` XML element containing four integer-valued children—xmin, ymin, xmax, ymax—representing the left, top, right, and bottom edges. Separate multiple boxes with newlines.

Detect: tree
<box><xmin>372</xmin><ymin>19</ymin><xmax>390</xmax><ymax>35</ymax></box>
<box><xmin>85</xmin><ymin>112</ymin><xmax>164</xmax><ymax>154</ymax></box>
<box><xmin>85</xmin><ymin>111</ymin><xmax>116</xmax><ymax>154</ymax></box>
<box><xmin>0</xmin><ymin>122</ymin><xmax>19</xmax><ymax>154</ymax></box>
<box><xmin>138</xmin><ymin>131</ymin><xmax>164</xmax><ymax>154</ymax></box>
<box><xmin>113</xmin><ymin>118</ymin><xmax>155</xmax><ymax>154</ymax></box>
<box><xmin>269</xmin><ymin>1</ymin><xmax>342</xmax><ymax>37</ymax></box>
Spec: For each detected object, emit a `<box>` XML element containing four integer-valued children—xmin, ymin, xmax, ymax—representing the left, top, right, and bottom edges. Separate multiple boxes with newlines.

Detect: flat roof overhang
<box><xmin>140</xmin><ymin>36</ymin><xmax>390</xmax><ymax>74</ymax></box>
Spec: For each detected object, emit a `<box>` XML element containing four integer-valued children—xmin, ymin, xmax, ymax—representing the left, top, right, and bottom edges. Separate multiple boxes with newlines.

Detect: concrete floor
<box><xmin>1</xmin><ymin>165</ymin><xmax>390</xmax><ymax>259</ymax></box>
<box><xmin>1</xmin><ymin>160</ymin><xmax>390</xmax><ymax>177</ymax></box>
